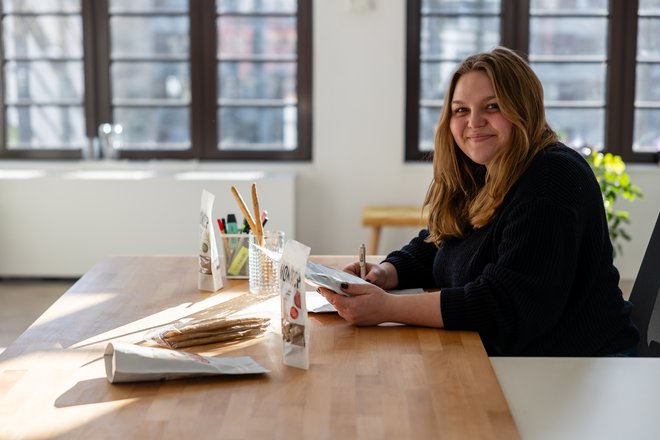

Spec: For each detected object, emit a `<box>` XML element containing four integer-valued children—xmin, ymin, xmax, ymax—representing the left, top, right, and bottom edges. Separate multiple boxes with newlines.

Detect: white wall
<box><xmin>1</xmin><ymin>0</ymin><xmax>658</xmax><ymax>280</ymax></box>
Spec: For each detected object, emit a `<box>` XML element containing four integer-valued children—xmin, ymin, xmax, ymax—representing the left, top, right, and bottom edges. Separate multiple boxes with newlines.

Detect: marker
<box><xmin>242</xmin><ymin>218</ymin><xmax>251</xmax><ymax>234</ymax></box>
<box><xmin>226</xmin><ymin>214</ymin><xmax>239</xmax><ymax>251</ymax></box>
<box><xmin>359</xmin><ymin>243</ymin><xmax>366</xmax><ymax>279</ymax></box>
<box><xmin>226</xmin><ymin>214</ymin><xmax>239</xmax><ymax>234</ymax></box>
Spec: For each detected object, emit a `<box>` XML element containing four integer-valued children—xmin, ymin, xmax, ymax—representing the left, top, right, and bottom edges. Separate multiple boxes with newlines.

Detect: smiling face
<box><xmin>449</xmin><ymin>70</ymin><xmax>513</xmax><ymax>168</ymax></box>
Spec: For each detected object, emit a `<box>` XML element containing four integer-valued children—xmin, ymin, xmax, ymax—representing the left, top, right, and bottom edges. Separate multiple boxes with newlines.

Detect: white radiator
<box><xmin>0</xmin><ymin>165</ymin><xmax>295</xmax><ymax>277</ymax></box>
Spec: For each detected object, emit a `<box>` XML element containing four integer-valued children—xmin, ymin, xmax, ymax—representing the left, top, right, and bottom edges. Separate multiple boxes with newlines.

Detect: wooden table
<box><xmin>0</xmin><ymin>256</ymin><xmax>518</xmax><ymax>439</ymax></box>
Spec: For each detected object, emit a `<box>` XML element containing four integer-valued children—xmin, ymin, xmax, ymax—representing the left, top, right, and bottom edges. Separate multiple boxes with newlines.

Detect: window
<box><xmin>406</xmin><ymin>0</ymin><xmax>659</xmax><ymax>163</ymax></box>
<box><xmin>635</xmin><ymin>0</ymin><xmax>660</xmax><ymax>153</ymax></box>
<box><xmin>1</xmin><ymin>0</ymin><xmax>85</xmax><ymax>157</ymax></box>
<box><xmin>0</xmin><ymin>0</ymin><xmax>312</xmax><ymax>160</ymax></box>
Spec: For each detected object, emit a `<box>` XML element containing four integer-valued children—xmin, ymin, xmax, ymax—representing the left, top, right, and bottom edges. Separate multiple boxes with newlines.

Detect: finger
<box><xmin>317</xmin><ymin>287</ymin><xmax>335</xmax><ymax>300</ymax></box>
<box><xmin>339</xmin><ymin>282</ymin><xmax>371</xmax><ymax>296</ymax></box>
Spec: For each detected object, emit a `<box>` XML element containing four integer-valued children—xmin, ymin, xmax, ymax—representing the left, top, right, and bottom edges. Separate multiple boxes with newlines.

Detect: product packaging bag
<box><xmin>198</xmin><ymin>189</ymin><xmax>224</xmax><ymax>291</ymax></box>
<box><xmin>279</xmin><ymin>240</ymin><xmax>311</xmax><ymax>369</ymax></box>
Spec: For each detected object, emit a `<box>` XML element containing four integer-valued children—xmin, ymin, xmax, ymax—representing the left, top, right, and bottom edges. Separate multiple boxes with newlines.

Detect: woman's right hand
<box><xmin>343</xmin><ymin>261</ymin><xmax>399</xmax><ymax>290</ymax></box>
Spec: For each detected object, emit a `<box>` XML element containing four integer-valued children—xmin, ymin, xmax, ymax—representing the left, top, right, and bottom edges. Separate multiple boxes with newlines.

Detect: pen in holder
<box><xmin>248</xmin><ymin>230</ymin><xmax>284</xmax><ymax>295</ymax></box>
<box><xmin>222</xmin><ymin>234</ymin><xmax>250</xmax><ymax>279</ymax></box>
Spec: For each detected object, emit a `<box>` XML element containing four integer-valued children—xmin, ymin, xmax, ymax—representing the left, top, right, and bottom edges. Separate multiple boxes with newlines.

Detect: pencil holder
<box><xmin>221</xmin><ymin>234</ymin><xmax>250</xmax><ymax>279</ymax></box>
<box><xmin>248</xmin><ymin>230</ymin><xmax>285</xmax><ymax>295</ymax></box>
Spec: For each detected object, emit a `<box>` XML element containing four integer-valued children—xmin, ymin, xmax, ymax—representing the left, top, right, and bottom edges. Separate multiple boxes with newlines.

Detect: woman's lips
<box><xmin>468</xmin><ymin>133</ymin><xmax>493</xmax><ymax>142</ymax></box>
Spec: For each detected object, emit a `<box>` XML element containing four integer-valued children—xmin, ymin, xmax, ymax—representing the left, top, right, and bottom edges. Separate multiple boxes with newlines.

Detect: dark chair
<box><xmin>628</xmin><ymin>211</ymin><xmax>660</xmax><ymax>357</ymax></box>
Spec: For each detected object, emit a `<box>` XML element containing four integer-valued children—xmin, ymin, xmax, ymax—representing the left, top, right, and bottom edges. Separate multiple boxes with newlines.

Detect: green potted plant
<box><xmin>583</xmin><ymin>149</ymin><xmax>643</xmax><ymax>257</ymax></box>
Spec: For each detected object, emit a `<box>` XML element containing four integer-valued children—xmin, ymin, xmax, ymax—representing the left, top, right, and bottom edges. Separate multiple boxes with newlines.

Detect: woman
<box><xmin>318</xmin><ymin>47</ymin><xmax>639</xmax><ymax>356</ymax></box>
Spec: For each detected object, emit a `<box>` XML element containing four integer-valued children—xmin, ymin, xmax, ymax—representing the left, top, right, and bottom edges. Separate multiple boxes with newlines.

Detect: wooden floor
<box><xmin>0</xmin><ymin>279</ymin><xmax>75</xmax><ymax>354</ymax></box>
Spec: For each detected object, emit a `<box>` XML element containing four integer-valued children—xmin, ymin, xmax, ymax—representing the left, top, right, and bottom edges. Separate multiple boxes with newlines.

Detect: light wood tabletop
<box><xmin>0</xmin><ymin>255</ymin><xmax>519</xmax><ymax>439</ymax></box>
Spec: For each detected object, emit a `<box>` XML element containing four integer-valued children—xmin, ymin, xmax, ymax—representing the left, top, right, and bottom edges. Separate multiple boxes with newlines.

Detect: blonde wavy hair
<box><xmin>424</xmin><ymin>46</ymin><xmax>558</xmax><ymax>245</ymax></box>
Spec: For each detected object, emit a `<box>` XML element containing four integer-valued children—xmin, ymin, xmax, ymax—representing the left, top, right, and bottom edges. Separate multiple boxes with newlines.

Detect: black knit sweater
<box><xmin>384</xmin><ymin>144</ymin><xmax>639</xmax><ymax>356</ymax></box>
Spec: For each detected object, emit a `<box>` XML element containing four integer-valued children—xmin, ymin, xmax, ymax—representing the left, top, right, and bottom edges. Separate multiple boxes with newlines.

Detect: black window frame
<box><xmin>0</xmin><ymin>0</ymin><xmax>313</xmax><ymax>161</ymax></box>
<box><xmin>405</xmin><ymin>0</ymin><xmax>658</xmax><ymax>164</ymax></box>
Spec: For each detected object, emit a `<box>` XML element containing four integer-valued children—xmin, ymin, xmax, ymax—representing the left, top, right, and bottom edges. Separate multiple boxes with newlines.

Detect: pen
<box><xmin>217</xmin><ymin>218</ymin><xmax>230</xmax><ymax>258</ymax></box>
<box><xmin>359</xmin><ymin>243</ymin><xmax>366</xmax><ymax>279</ymax></box>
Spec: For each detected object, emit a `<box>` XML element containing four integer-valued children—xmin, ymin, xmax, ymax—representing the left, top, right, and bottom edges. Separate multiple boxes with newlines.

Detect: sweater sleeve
<box><xmin>441</xmin><ymin>198</ymin><xmax>582</xmax><ymax>354</ymax></box>
<box><xmin>383</xmin><ymin>229</ymin><xmax>438</xmax><ymax>289</ymax></box>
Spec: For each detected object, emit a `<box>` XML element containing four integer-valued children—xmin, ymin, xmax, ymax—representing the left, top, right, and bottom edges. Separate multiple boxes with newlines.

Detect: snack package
<box><xmin>104</xmin><ymin>342</ymin><xmax>269</xmax><ymax>383</ymax></box>
<box><xmin>305</xmin><ymin>260</ymin><xmax>370</xmax><ymax>296</ymax></box>
<box><xmin>198</xmin><ymin>189</ymin><xmax>224</xmax><ymax>292</ymax></box>
<box><xmin>279</xmin><ymin>240</ymin><xmax>311</xmax><ymax>369</ymax></box>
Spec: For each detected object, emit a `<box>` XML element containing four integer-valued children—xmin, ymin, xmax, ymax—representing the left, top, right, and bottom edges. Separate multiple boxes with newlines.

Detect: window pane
<box><xmin>546</xmin><ymin>108</ymin><xmax>604</xmax><ymax>149</ymax></box>
<box><xmin>635</xmin><ymin>8</ymin><xmax>660</xmax><ymax>154</ymax></box>
<box><xmin>218</xmin><ymin>17</ymin><xmax>297</xmax><ymax>58</ymax></box>
<box><xmin>218</xmin><ymin>0</ymin><xmax>296</xmax><ymax>14</ymax></box>
<box><xmin>530</xmin><ymin>0</ymin><xmax>607</xmax><ymax>12</ymax></box>
<box><xmin>421</xmin><ymin>17</ymin><xmax>499</xmax><ymax>59</ymax></box>
<box><xmin>113</xmin><ymin>107</ymin><xmax>190</xmax><ymax>149</ymax></box>
<box><xmin>2</xmin><ymin>0</ymin><xmax>80</xmax><ymax>13</ymax></box>
<box><xmin>532</xmin><ymin>62</ymin><xmax>605</xmax><ymax>102</ymax></box>
<box><xmin>636</xmin><ymin>64</ymin><xmax>660</xmax><ymax>102</ymax></box>
<box><xmin>419</xmin><ymin>106</ymin><xmax>441</xmax><ymax>152</ymax></box>
<box><xmin>219</xmin><ymin>107</ymin><xmax>297</xmax><ymax>150</ymax></box>
<box><xmin>4</xmin><ymin>61</ymin><xmax>83</xmax><ymax>102</ymax></box>
<box><xmin>638</xmin><ymin>0</ymin><xmax>660</xmax><ymax>12</ymax></box>
<box><xmin>420</xmin><ymin>61</ymin><xmax>459</xmax><ymax>101</ymax></box>
<box><xmin>111</xmin><ymin>17</ymin><xmax>189</xmax><ymax>58</ymax></box>
<box><xmin>218</xmin><ymin>62</ymin><xmax>295</xmax><ymax>100</ymax></box>
<box><xmin>421</xmin><ymin>0</ymin><xmax>499</xmax><ymax>13</ymax></box>
<box><xmin>637</xmin><ymin>18</ymin><xmax>660</xmax><ymax>59</ymax></box>
<box><xmin>633</xmin><ymin>109</ymin><xmax>660</xmax><ymax>152</ymax></box>
<box><xmin>112</xmin><ymin>62</ymin><xmax>190</xmax><ymax>102</ymax></box>
<box><xmin>2</xmin><ymin>16</ymin><xmax>83</xmax><ymax>58</ymax></box>
<box><xmin>529</xmin><ymin>18</ymin><xmax>607</xmax><ymax>56</ymax></box>
<box><xmin>109</xmin><ymin>0</ymin><xmax>188</xmax><ymax>13</ymax></box>
<box><xmin>6</xmin><ymin>105</ymin><xmax>85</xmax><ymax>148</ymax></box>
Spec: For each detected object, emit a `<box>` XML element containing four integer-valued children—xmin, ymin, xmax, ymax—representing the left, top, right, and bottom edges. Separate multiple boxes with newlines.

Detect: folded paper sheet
<box><xmin>104</xmin><ymin>342</ymin><xmax>268</xmax><ymax>383</ymax></box>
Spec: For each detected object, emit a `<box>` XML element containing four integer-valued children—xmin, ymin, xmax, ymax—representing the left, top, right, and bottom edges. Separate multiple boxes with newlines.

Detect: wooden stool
<box><xmin>362</xmin><ymin>206</ymin><xmax>427</xmax><ymax>254</ymax></box>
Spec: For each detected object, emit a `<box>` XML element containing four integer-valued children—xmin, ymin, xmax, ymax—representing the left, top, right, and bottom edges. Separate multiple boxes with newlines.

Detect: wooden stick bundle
<box><xmin>230</xmin><ymin>183</ymin><xmax>264</xmax><ymax>246</ymax></box>
<box><xmin>156</xmin><ymin>316</ymin><xmax>270</xmax><ymax>349</ymax></box>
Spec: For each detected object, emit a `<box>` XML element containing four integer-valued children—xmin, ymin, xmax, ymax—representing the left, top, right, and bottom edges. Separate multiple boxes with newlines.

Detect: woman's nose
<box><xmin>468</xmin><ymin>111</ymin><xmax>486</xmax><ymax>128</ymax></box>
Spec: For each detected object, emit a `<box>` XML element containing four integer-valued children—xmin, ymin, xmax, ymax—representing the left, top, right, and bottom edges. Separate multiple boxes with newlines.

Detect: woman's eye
<box><xmin>453</xmin><ymin>107</ymin><xmax>467</xmax><ymax>114</ymax></box>
<box><xmin>486</xmin><ymin>103</ymin><xmax>500</xmax><ymax>110</ymax></box>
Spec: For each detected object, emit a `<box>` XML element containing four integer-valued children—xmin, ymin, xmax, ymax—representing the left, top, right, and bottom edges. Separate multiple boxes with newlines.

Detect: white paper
<box><xmin>104</xmin><ymin>342</ymin><xmax>268</xmax><ymax>383</ymax></box>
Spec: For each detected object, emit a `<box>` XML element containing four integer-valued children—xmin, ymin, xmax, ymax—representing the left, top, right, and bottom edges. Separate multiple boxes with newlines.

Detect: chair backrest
<box><xmin>628</xmin><ymin>211</ymin><xmax>660</xmax><ymax>357</ymax></box>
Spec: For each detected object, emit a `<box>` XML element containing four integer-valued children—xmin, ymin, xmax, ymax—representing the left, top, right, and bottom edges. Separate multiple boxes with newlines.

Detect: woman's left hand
<box><xmin>317</xmin><ymin>282</ymin><xmax>394</xmax><ymax>325</ymax></box>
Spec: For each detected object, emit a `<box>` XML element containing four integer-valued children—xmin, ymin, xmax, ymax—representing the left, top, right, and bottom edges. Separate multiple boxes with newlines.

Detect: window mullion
<box><xmin>501</xmin><ymin>0</ymin><xmax>529</xmax><ymax>54</ymax></box>
<box><xmin>405</xmin><ymin>0</ymin><xmax>422</xmax><ymax>161</ymax></box>
<box><xmin>191</xmin><ymin>0</ymin><xmax>215</xmax><ymax>159</ymax></box>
